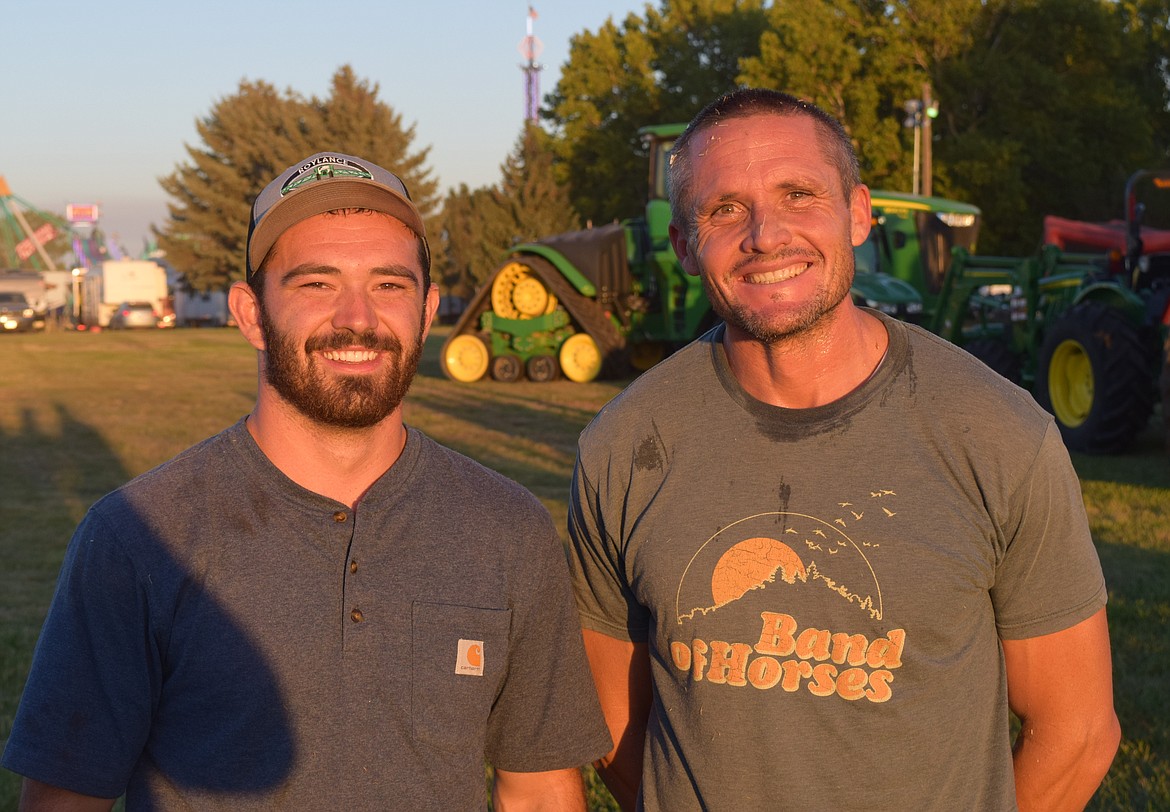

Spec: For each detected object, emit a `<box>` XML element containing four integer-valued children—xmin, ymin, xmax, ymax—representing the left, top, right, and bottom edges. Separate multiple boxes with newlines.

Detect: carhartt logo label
<box><xmin>456</xmin><ymin>639</ymin><xmax>484</xmax><ymax>676</ymax></box>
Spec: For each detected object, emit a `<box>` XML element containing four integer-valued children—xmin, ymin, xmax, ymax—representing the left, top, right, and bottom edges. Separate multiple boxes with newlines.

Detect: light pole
<box><xmin>903</xmin><ymin>84</ymin><xmax>939</xmax><ymax>197</ymax></box>
<box><xmin>903</xmin><ymin>99</ymin><xmax>923</xmax><ymax>195</ymax></box>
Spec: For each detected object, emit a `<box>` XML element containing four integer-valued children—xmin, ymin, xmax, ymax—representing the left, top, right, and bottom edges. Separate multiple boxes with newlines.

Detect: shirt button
<box><xmin>350</xmin><ymin>608</ymin><xmax>364</xmax><ymax>623</ymax></box>
<box><xmin>349</xmin><ymin>560</ymin><xmax>358</xmax><ymax>574</ymax></box>
<box><xmin>333</xmin><ymin>511</ymin><xmax>347</xmax><ymax>523</ymax></box>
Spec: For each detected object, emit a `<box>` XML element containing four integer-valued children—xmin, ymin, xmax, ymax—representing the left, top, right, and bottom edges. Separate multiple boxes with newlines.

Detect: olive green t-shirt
<box><xmin>570</xmin><ymin>314</ymin><xmax>1106</xmax><ymax>811</ymax></box>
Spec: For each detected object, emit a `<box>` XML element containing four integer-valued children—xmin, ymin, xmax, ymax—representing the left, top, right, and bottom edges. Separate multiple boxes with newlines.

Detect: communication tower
<box><xmin>518</xmin><ymin>6</ymin><xmax>543</xmax><ymax>122</ymax></box>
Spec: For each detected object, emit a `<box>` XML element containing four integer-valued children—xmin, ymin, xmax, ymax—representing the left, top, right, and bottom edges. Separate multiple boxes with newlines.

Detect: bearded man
<box><xmin>3</xmin><ymin>153</ymin><xmax>610</xmax><ymax>811</ymax></box>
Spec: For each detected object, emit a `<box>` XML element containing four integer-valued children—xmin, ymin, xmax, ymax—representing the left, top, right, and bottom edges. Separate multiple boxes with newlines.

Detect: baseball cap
<box><xmin>246</xmin><ymin>152</ymin><xmax>429</xmax><ymax>280</ymax></box>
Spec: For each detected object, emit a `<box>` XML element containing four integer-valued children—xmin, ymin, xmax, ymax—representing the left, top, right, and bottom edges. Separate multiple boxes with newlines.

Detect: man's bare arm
<box><xmin>493</xmin><ymin>766</ymin><xmax>585</xmax><ymax>811</ymax></box>
<box><xmin>18</xmin><ymin>778</ymin><xmax>116</xmax><ymax>812</ymax></box>
<box><xmin>1003</xmin><ymin>606</ymin><xmax>1121</xmax><ymax>811</ymax></box>
<box><xmin>582</xmin><ymin>629</ymin><xmax>652</xmax><ymax>812</ymax></box>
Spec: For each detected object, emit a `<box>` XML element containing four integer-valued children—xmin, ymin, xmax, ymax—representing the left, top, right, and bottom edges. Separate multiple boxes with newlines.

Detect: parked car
<box><xmin>108</xmin><ymin>301</ymin><xmax>159</xmax><ymax>329</ymax></box>
<box><xmin>0</xmin><ymin>291</ymin><xmax>36</xmax><ymax>332</ymax></box>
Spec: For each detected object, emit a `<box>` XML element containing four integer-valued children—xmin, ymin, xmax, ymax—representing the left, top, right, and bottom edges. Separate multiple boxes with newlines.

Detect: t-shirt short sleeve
<box><xmin>991</xmin><ymin>422</ymin><xmax>1107</xmax><ymax>639</ymax></box>
<box><xmin>568</xmin><ymin>454</ymin><xmax>651</xmax><ymax>642</ymax></box>
<box><xmin>483</xmin><ymin>516</ymin><xmax>613</xmax><ymax>771</ymax></box>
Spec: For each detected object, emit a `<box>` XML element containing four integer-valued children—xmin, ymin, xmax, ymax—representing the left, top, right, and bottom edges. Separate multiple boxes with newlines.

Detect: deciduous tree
<box><xmin>545</xmin><ymin>0</ymin><xmax>1170</xmax><ymax>253</ymax></box>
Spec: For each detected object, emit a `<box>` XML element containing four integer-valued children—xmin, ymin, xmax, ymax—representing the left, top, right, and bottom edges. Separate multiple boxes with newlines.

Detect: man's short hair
<box><xmin>668</xmin><ymin>88</ymin><xmax>862</xmax><ymax>231</ymax></box>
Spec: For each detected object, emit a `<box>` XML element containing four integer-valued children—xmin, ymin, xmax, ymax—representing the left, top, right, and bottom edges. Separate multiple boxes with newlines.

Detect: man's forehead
<box><xmin>689</xmin><ymin>118</ymin><xmax>825</xmax><ymax>177</ymax></box>
<box><xmin>266</xmin><ymin>211</ymin><xmax>425</xmax><ymax>274</ymax></box>
<box><xmin>276</xmin><ymin>210</ymin><xmax>418</xmax><ymax>248</ymax></box>
<box><xmin>692</xmin><ymin>112</ymin><xmax>816</xmax><ymax>151</ymax></box>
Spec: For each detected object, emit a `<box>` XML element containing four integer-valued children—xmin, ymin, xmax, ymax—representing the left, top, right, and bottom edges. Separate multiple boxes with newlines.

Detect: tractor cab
<box><xmin>860</xmin><ymin>191</ymin><xmax>982</xmax><ymax>320</ymax></box>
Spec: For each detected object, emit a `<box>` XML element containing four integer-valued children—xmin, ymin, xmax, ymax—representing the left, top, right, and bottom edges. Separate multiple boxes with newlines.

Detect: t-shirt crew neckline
<box><xmin>707</xmin><ymin>313</ymin><xmax>904</xmax><ymax>438</ymax></box>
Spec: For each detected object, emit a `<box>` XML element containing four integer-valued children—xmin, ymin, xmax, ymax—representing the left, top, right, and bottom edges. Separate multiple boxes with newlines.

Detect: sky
<box><xmin>1</xmin><ymin>0</ymin><xmax>648</xmax><ymax>257</ymax></box>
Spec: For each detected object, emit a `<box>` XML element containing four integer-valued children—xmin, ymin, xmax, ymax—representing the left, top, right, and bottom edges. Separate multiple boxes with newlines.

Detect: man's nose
<box><xmin>331</xmin><ymin>286</ymin><xmax>377</xmax><ymax>334</ymax></box>
<box><xmin>743</xmin><ymin>207</ymin><xmax>793</xmax><ymax>254</ymax></box>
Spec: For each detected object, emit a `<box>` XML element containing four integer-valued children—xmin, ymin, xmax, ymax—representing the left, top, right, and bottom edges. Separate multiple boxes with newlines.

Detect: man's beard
<box><xmin>703</xmin><ymin>248</ymin><xmax>854</xmax><ymax>345</ymax></box>
<box><xmin>259</xmin><ymin>307</ymin><xmax>425</xmax><ymax>429</ymax></box>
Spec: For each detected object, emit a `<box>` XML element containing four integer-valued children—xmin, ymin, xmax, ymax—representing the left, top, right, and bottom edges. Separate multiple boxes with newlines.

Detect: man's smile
<box><xmin>321</xmin><ymin>348</ymin><xmax>381</xmax><ymax>363</ymax></box>
<box><xmin>742</xmin><ymin>262</ymin><xmax>812</xmax><ymax>285</ymax></box>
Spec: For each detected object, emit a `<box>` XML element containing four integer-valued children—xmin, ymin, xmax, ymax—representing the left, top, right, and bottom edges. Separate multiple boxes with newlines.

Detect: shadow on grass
<box><xmin>1</xmin><ymin>403</ymin><xmax>135</xmax><ymax>806</ymax></box>
<box><xmin>1</xmin><ymin>402</ymin><xmax>133</xmax><ymax>609</ymax></box>
<box><xmin>1070</xmin><ymin>417</ymin><xmax>1170</xmax><ymax>490</ymax></box>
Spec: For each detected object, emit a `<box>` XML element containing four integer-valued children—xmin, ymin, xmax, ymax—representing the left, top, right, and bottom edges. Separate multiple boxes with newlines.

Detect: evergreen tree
<box><xmin>493</xmin><ymin>124</ymin><xmax>580</xmax><ymax>242</ymax></box>
<box><xmin>156</xmin><ymin>66</ymin><xmax>435</xmax><ymax>291</ymax></box>
<box><xmin>438</xmin><ymin>183</ymin><xmax>508</xmax><ymax>299</ymax></box>
<box><xmin>439</xmin><ymin>124</ymin><xmax>579</xmax><ymax>299</ymax></box>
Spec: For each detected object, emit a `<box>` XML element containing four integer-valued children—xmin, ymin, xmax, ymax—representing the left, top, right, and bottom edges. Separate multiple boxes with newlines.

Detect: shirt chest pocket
<box><xmin>411</xmin><ymin>602</ymin><xmax>511</xmax><ymax>753</ymax></box>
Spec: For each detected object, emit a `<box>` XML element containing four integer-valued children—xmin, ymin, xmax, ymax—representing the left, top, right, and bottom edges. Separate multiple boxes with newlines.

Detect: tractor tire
<box><xmin>517</xmin><ymin>256</ymin><xmax>628</xmax><ymax>379</ymax></box>
<box><xmin>1034</xmin><ymin>302</ymin><xmax>1155</xmax><ymax>454</ymax></box>
<box><xmin>441</xmin><ymin>334</ymin><xmax>490</xmax><ymax>383</ymax></box>
<box><xmin>559</xmin><ymin>333</ymin><xmax>603</xmax><ymax>383</ymax></box>
<box><xmin>490</xmin><ymin>354</ymin><xmax>524</xmax><ymax>383</ymax></box>
<box><xmin>526</xmin><ymin>354</ymin><xmax>560</xmax><ymax>383</ymax></box>
<box><xmin>963</xmin><ymin>338</ymin><xmax>1021</xmax><ymax>384</ymax></box>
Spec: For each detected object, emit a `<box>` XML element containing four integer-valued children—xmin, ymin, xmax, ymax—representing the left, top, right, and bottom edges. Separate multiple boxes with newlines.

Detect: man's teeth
<box><xmin>745</xmin><ymin>263</ymin><xmax>810</xmax><ymax>284</ymax></box>
<box><xmin>323</xmin><ymin>349</ymin><xmax>378</xmax><ymax>362</ymax></box>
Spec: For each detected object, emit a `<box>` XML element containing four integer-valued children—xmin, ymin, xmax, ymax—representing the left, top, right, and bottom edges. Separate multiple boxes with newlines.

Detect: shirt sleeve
<box><xmin>991</xmin><ymin>421</ymin><xmax>1108</xmax><ymax>639</ymax></box>
<box><xmin>567</xmin><ymin>448</ymin><xmax>651</xmax><ymax>642</ymax></box>
<box><xmin>484</xmin><ymin>511</ymin><xmax>613</xmax><ymax>772</ymax></box>
<box><xmin>1</xmin><ymin>507</ymin><xmax>158</xmax><ymax>798</ymax></box>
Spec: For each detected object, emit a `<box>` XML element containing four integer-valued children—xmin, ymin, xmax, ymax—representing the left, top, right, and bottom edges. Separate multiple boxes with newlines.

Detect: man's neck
<box><xmin>723</xmin><ymin>307</ymin><xmax>889</xmax><ymax>409</ymax></box>
<box><xmin>245</xmin><ymin>397</ymin><xmax>408</xmax><ymax>508</ymax></box>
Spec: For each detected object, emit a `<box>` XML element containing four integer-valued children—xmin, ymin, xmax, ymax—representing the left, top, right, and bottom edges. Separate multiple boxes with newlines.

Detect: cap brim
<box><xmin>247</xmin><ymin>178</ymin><xmax>427</xmax><ymax>277</ymax></box>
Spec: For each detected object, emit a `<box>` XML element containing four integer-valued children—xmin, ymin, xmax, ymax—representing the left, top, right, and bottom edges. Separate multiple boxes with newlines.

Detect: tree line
<box><xmin>154</xmin><ymin>0</ymin><xmax>1170</xmax><ymax>294</ymax></box>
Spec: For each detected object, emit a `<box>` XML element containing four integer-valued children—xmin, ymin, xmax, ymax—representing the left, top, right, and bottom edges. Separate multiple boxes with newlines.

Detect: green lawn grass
<box><xmin>1</xmin><ymin>326</ymin><xmax>1166</xmax><ymax>809</ymax></box>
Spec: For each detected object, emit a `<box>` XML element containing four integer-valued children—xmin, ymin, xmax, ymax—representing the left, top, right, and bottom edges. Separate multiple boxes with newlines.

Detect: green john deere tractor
<box><xmin>440</xmin><ymin>125</ymin><xmax>974</xmax><ymax>384</ymax></box>
<box><xmin>921</xmin><ymin>170</ymin><xmax>1170</xmax><ymax>454</ymax></box>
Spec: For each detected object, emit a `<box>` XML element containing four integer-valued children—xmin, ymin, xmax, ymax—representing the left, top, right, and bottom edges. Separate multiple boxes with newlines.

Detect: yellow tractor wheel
<box><xmin>491</xmin><ymin>262</ymin><xmax>558</xmax><ymax>320</ymax></box>
<box><xmin>442</xmin><ymin>334</ymin><xmax>490</xmax><ymax>383</ymax></box>
<box><xmin>1035</xmin><ymin>301</ymin><xmax>1153</xmax><ymax>454</ymax></box>
<box><xmin>559</xmin><ymin>333</ymin><xmax>602</xmax><ymax>383</ymax></box>
<box><xmin>1047</xmin><ymin>338</ymin><xmax>1094</xmax><ymax>428</ymax></box>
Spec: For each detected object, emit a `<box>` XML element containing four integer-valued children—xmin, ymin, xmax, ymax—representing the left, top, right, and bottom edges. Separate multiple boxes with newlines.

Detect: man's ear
<box><xmin>669</xmin><ymin>222</ymin><xmax>699</xmax><ymax>277</ymax></box>
<box><xmin>849</xmin><ymin>184</ymin><xmax>873</xmax><ymax>248</ymax></box>
<box><xmin>229</xmin><ymin>281</ymin><xmax>265</xmax><ymax>351</ymax></box>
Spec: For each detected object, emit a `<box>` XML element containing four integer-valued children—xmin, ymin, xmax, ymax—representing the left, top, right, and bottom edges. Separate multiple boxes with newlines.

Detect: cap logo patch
<box><xmin>281</xmin><ymin>157</ymin><xmax>373</xmax><ymax>197</ymax></box>
<box><xmin>455</xmin><ymin>639</ymin><xmax>484</xmax><ymax>676</ymax></box>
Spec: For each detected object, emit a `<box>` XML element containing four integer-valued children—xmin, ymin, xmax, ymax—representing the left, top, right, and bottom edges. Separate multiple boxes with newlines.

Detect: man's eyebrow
<box><xmin>699</xmin><ymin>178</ymin><xmax>828</xmax><ymax>207</ymax></box>
<box><xmin>279</xmin><ymin>264</ymin><xmax>339</xmax><ymax>285</ymax></box>
<box><xmin>278</xmin><ymin>264</ymin><xmax>421</xmax><ymax>285</ymax></box>
<box><xmin>370</xmin><ymin>265</ymin><xmax>423</xmax><ymax>282</ymax></box>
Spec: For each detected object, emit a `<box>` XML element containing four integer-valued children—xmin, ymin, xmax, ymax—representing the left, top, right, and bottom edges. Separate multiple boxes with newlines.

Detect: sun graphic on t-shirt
<box><xmin>710</xmin><ymin>536</ymin><xmax>807</xmax><ymax>606</ymax></box>
<box><xmin>674</xmin><ymin>503</ymin><xmax>896</xmax><ymax>624</ymax></box>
